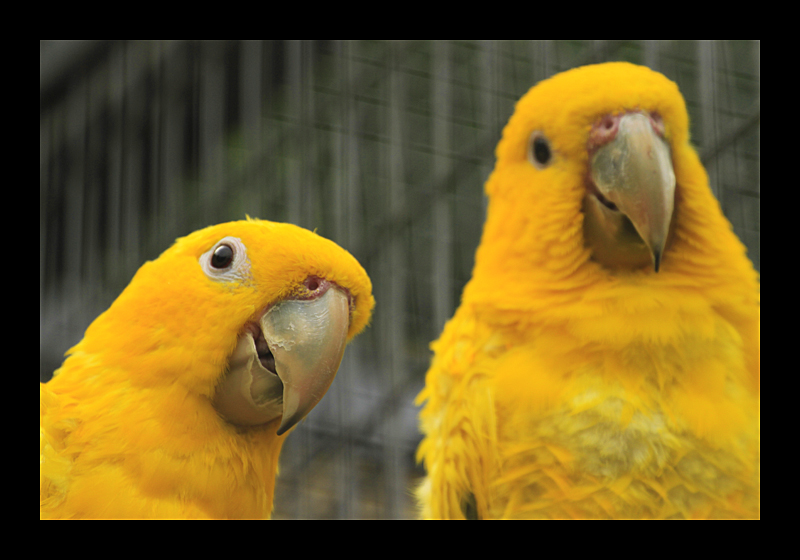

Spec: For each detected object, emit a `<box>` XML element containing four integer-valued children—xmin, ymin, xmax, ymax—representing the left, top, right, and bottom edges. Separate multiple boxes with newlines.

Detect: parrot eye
<box><xmin>200</xmin><ymin>236</ymin><xmax>251</xmax><ymax>283</ymax></box>
<box><xmin>211</xmin><ymin>244</ymin><xmax>234</xmax><ymax>269</ymax></box>
<box><xmin>528</xmin><ymin>132</ymin><xmax>552</xmax><ymax>169</ymax></box>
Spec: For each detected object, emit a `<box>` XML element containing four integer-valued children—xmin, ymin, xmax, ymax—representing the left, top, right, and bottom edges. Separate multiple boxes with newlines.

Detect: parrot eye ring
<box><xmin>528</xmin><ymin>132</ymin><xmax>552</xmax><ymax>169</ymax></box>
<box><xmin>200</xmin><ymin>236</ymin><xmax>251</xmax><ymax>283</ymax></box>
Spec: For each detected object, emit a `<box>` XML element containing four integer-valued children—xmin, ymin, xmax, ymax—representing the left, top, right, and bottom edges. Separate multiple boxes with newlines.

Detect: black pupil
<box><xmin>211</xmin><ymin>244</ymin><xmax>234</xmax><ymax>269</ymax></box>
<box><xmin>533</xmin><ymin>137</ymin><xmax>551</xmax><ymax>165</ymax></box>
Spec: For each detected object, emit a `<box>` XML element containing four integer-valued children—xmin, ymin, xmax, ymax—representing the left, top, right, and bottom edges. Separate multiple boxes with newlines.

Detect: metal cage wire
<box><xmin>40</xmin><ymin>40</ymin><xmax>760</xmax><ymax>519</ymax></box>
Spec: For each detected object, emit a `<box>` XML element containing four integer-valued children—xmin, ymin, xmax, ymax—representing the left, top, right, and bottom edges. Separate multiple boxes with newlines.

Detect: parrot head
<box><xmin>485</xmin><ymin>62</ymin><xmax>690</xmax><ymax>275</ymax></box>
<box><xmin>72</xmin><ymin>218</ymin><xmax>374</xmax><ymax>436</ymax></box>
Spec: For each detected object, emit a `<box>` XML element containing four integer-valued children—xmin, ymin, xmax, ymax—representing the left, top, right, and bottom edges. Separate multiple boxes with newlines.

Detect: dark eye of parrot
<box><xmin>528</xmin><ymin>132</ymin><xmax>552</xmax><ymax>169</ymax></box>
<box><xmin>211</xmin><ymin>244</ymin><xmax>234</xmax><ymax>269</ymax></box>
<box><xmin>200</xmin><ymin>236</ymin><xmax>249</xmax><ymax>283</ymax></box>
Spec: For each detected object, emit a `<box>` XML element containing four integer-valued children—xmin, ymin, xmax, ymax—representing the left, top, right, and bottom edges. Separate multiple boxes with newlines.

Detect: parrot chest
<box><xmin>487</xmin><ymin>343</ymin><xmax>759</xmax><ymax>519</ymax></box>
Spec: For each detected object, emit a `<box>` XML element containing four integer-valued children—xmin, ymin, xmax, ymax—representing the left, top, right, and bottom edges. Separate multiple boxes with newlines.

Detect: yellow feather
<box><xmin>416</xmin><ymin>63</ymin><xmax>759</xmax><ymax>519</ymax></box>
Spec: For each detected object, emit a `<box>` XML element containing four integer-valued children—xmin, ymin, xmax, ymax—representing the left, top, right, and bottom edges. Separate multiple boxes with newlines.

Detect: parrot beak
<box><xmin>584</xmin><ymin>111</ymin><xmax>676</xmax><ymax>272</ymax></box>
<box><xmin>213</xmin><ymin>280</ymin><xmax>350</xmax><ymax>435</ymax></box>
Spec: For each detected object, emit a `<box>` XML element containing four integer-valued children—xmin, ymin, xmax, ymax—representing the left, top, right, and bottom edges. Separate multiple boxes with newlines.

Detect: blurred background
<box><xmin>40</xmin><ymin>40</ymin><xmax>760</xmax><ymax>519</ymax></box>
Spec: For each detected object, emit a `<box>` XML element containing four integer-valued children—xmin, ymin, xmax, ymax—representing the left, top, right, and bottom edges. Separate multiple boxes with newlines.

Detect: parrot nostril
<box><xmin>588</xmin><ymin>114</ymin><xmax>621</xmax><ymax>153</ymax></box>
<box><xmin>305</xmin><ymin>277</ymin><xmax>321</xmax><ymax>292</ymax></box>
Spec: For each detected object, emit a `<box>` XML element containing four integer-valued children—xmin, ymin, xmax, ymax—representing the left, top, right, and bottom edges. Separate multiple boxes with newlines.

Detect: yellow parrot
<box><xmin>415</xmin><ymin>62</ymin><xmax>760</xmax><ymax>519</ymax></box>
<box><xmin>40</xmin><ymin>218</ymin><xmax>374</xmax><ymax>519</ymax></box>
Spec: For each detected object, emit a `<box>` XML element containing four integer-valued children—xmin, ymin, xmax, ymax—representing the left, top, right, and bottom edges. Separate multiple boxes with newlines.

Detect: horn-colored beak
<box><xmin>214</xmin><ymin>284</ymin><xmax>350</xmax><ymax>435</ymax></box>
<box><xmin>584</xmin><ymin>112</ymin><xmax>676</xmax><ymax>271</ymax></box>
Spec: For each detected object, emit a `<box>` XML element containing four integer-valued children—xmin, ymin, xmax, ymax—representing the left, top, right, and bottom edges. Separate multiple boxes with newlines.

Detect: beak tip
<box><xmin>276</xmin><ymin>407</ymin><xmax>303</xmax><ymax>435</ymax></box>
<box><xmin>653</xmin><ymin>250</ymin><xmax>661</xmax><ymax>273</ymax></box>
<box><xmin>275</xmin><ymin>399</ymin><xmax>301</xmax><ymax>435</ymax></box>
